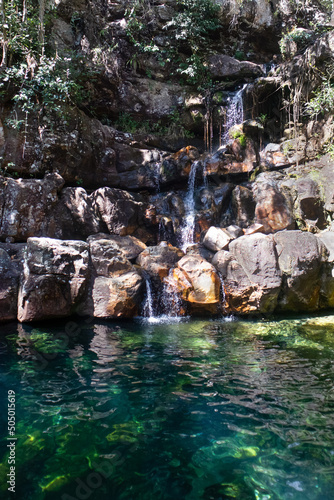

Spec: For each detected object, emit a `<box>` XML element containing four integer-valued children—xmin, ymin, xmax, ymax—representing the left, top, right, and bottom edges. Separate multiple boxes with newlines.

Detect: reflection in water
<box><xmin>1</xmin><ymin>316</ymin><xmax>334</xmax><ymax>499</ymax></box>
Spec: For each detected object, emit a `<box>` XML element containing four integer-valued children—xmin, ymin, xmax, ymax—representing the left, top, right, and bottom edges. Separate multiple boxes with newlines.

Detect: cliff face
<box><xmin>1</xmin><ymin>0</ymin><xmax>334</xmax><ymax>321</ymax></box>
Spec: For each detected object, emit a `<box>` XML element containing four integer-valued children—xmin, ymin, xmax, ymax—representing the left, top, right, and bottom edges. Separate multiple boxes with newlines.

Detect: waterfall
<box><xmin>143</xmin><ymin>275</ymin><xmax>155</xmax><ymax>319</ymax></box>
<box><xmin>179</xmin><ymin>160</ymin><xmax>200</xmax><ymax>252</ymax></box>
<box><xmin>161</xmin><ymin>270</ymin><xmax>183</xmax><ymax>318</ymax></box>
<box><xmin>221</xmin><ymin>84</ymin><xmax>247</xmax><ymax>145</ymax></box>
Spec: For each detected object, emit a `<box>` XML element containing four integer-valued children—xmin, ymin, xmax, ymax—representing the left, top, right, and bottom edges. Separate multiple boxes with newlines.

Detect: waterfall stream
<box><xmin>221</xmin><ymin>84</ymin><xmax>247</xmax><ymax>145</ymax></box>
<box><xmin>179</xmin><ymin>160</ymin><xmax>200</xmax><ymax>252</ymax></box>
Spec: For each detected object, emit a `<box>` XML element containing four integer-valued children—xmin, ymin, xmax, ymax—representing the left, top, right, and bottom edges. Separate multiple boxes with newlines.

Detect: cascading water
<box><xmin>221</xmin><ymin>84</ymin><xmax>247</xmax><ymax>145</ymax></box>
<box><xmin>161</xmin><ymin>270</ymin><xmax>183</xmax><ymax>318</ymax></box>
<box><xmin>143</xmin><ymin>275</ymin><xmax>155</xmax><ymax>319</ymax></box>
<box><xmin>179</xmin><ymin>160</ymin><xmax>200</xmax><ymax>252</ymax></box>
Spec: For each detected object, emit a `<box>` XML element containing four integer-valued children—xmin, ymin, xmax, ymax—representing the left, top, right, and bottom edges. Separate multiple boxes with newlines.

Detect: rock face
<box><xmin>18</xmin><ymin>238</ymin><xmax>90</xmax><ymax>322</ymax></box>
<box><xmin>274</xmin><ymin>231</ymin><xmax>327</xmax><ymax>311</ymax></box>
<box><xmin>214</xmin><ymin>233</ymin><xmax>282</xmax><ymax>314</ymax></box>
<box><xmin>0</xmin><ymin>249</ymin><xmax>20</xmax><ymax>321</ymax></box>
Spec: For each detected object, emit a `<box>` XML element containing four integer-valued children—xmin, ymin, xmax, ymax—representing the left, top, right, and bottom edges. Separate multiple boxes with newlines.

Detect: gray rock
<box><xmin>274</xmin><ymin>230</ymin><xmax>327</xmax><ymax>311</ymax></box>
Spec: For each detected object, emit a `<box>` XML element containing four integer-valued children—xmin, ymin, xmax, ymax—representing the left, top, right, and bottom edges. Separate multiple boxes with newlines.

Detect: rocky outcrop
<box><xmin>274</xmin><ymin>230</ymin><xmax>327</xmax><ymax>311</ymax></box>
<box><xmin>18</xmin><ymin>238</ymin><xmax>90</xmax><ymax>322</ymax></box>
<box><xmin>213</xmin><ymin>233</ymin><xmax>282</xmax><ymax>314</ymax></box>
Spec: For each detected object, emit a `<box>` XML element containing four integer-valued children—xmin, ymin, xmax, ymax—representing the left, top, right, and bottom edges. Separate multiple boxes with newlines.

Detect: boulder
<box><xmin>136</xmin><ymin>243</ymin><xmax>184</xmax><ymax>280</ymax></box>
<box><xmin>215</xmin><ymin>233</ymin><xmax>282</xmax><ymax>314</ymax></box>
<box><xmin>208</xmin><ymin>54</ymin><xmax>264</xmax><ymax>80</ymax></box>
<box><xmin>274</xmin><ymin>230</ymin><xmax>327</xmax><ymax>311</ymax></box>
<box><xmin>92</xmin><ymin>272</ymin><xmax>143</xmax><ymax>318</ymax></box>
<box><xmin>18</xmin><ymin>238</ymin><xmax>89</xmax><ymax>322</ymax></box>
<box><xmin>253</xmin><ymin>173</ymin><xmax>294</xmax><ymax>233</ymax></box>
<box><xmin>0</xmin><ymin>174</ymin><xmax>64</xmax><ymax>242</ymax></box>
<box><xmin>203</xmin><ymin>226</ymin><xmax>231</xmax><ymax>252</ymax></box>
<box><xmin>87</xmin><ymin>234</ymin><xmax>147</xmax><ymax>261</ymax></box>
<box><xmin>175</xmin><ymin>255</ymin><xmax>221</xmax><ymax>314</ymax></box>
<box><xmin>92</xmin><ymin>187</ymin><xmax>151</xmax><ymax>236</ymax></box>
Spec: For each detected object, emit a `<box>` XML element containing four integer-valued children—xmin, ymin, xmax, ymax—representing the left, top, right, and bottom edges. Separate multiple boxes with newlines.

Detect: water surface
<box><xmin>1</xmin><ymin>315</ymin><xmax>334</xmax><ymax>499</ymax></box>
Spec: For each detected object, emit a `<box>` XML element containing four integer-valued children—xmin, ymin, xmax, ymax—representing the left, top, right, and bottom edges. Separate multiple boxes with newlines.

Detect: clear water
<box><xmin>1</xmin><ymin>315</ymin><xmax>334</xmax><ymax>499</ymax></box>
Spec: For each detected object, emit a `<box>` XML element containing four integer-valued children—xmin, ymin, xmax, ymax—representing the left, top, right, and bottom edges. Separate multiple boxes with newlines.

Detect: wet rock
<box><xmin>203</xmin><ymin>226</ymin><xmax>232</xmax><ymax>252</ymax></box>
<box><xmin>175</xmin><ymin>255</ymin><xmax>221</xmax><ymax>315</ymax></box>
<box><xmin>18</xmin><ymin>238</ymin><xmax>89</xmax><ymax>322</ymax></box>
<box><xmin>274</xmin><ymin>230</ymin><xmax>327</xmax><ymax>311</ymax></box>
<box><xmin>218</xmin><ymin>233</ymin><xmax>282</xmax><ymax>314</ymax></box>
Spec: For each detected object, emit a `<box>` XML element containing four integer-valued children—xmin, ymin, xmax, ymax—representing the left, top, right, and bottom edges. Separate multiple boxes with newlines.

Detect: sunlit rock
<box><xmin>18</xmin><ymin>238</ymin><xmax>89</xmax><ymax>322</ymax></box>
<box><xmin>274</xmin><ymin>230</ymin><xmax>327</xmax><ymax>311</ymax></box>
<box><xmin>203</xmin><ymin>226</ymin><xmax>231</xmax><ymax>252</ymax></box>
<box><xmin>176</xmin><ymin>255</ymin><xmax>221</xmax><ymax>315</ymax></box>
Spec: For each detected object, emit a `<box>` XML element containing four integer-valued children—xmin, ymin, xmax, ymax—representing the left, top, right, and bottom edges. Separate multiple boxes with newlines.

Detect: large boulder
<box><xmin>274</xmin><ymin>230</ymin><xmax>327</xmax><ymax>311</ymax></box>
<box><xmin>174</xmin><ymin>254</ymin><xmax>221</xmax><ymax>315</ymax></box>
<box><xmin>92</xmin><ymin>273</ymin><xmax>143</xmax><ymax>318</ymax></box>
<box><xmin>0</xmin><ymin>174</ymin><xmax>64</xmax><ymax>242</ymax></box>
<box><xmin>18</xmin><ymin>238</ymin><xmax>89</xmax><ymax>322</ymax></box>
<box><xmin>253</xmin><ymin>172</ymin><xmax>294</xmax><ymax>233</ymax></box>
<box><xmin>208</xmin><ymin>54</ymin><xmax>264</xmax><ymax>80</ymax></box>
<box><xmin>213</xmin><ymin>233</ymin><xmax>282</xmax><ymax>314</ymax></box>
<box><xmin>87</xmin><ymin>234</ymin><xmax>146</xmax><ymax>262</ymax></box>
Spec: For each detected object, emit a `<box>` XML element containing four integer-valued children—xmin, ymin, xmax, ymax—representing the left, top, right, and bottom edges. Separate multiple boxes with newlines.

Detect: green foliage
<box><xmin>0</xmin><ymin>0</ymin><xmax>89</xmax><ymax>125</ymax></box>
<box><xmin>113</xmin><ymin>110</ymin><xmax>194</xmax><ymax>139</ymax></box>
<box><xmin>230</xmin><ymin>129</ymin><xmax>247</xmax><ymax>147</ymax></box>
<box><xmin>279</xmin><ymin>27</ymin><xmax>313</xmax><ymax>56</ymax></box>
<box><xmin>305</xmin><ymin>80</ymin><xmax>334</xmax><ymax>117</ymax></box>
<box><xmin>125</xmin><ymin>0</ymin><xmax>220</xmax><ymax>87</ymax></box>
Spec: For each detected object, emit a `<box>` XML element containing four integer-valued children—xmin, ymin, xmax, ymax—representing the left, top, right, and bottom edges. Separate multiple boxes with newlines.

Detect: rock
<box><xmin>253</xmin><ymin>173</ymin><xmax>294</xmax><ymax>233</ymax></box>
<box><xmin>59</xmin><ymin>187</ymin><xmax>101</xmax><ymax>239</ymax></box>
<box><xmin>87</xmin><ymin>234</ymin><xmax>146</xmax><ymax>261</ymax></box>
<box><xmin>175</xmin><ymin>255</ymin><xmax>221</xmax><ymax>314</ymax></box>
<box><xmin>203</xmin><ymin>226</ymin><xmax>231</xmax><ymax>252</ymax></box>
<box><xmin>208</xmin><ymin>54</ymin><xmax>264</xmax><ymax>80</ymax></box>
<box><xmin>225</xmin><ymin>225</ymin><xmax>243</xmax><ymax>238</ymax></box>
<box><xmin>92</xmin><ymin>187</ymin><xmax>149</xmax><ymax>236</ymax></box>
<box><xmin>231</xmin><ymin>186</ymin><xmax>256</xmax><ymax>228</ymax></box>
<box><xmin>92</xmin><ymin>272</ymin><xmax>143</xmax><ymax>318</ymax></box>
<box><xmin>260</xmin><ymin>143</ymin><xmax>290</xmax><ymax>169</ymax></box>
<box><xmin>0</xmin><ymin>249</ymin><xmax>20</xmax><ymax>321</ymax></box>
<box><xmin>274</xmin><ymin>230</ymin><xmax>327</xmax><ymax>311</ymax></box>
<box><xmin>244</xmin><ymin>223</ymin><xmax>265</xmax><ymax>235</ymax></box>
<box><xmin>217</xmin><ymin>233</ymin><xmax>282</xmax><ymax>314</ymax></box>
<box><xmin>18</xmin><ymin>238</ymin><xmax>89</xmax><ymax>322</ymax></box>
<box><xmin>0</xmin><ymin>174</ymin><xmax>65</xmax><ymax>242</ymax></box>
<box><xmin>89</xmin><ymin>240</ymin><xmax>134</xmax><ymax>277</ymax></box>
<box><xmin>136</xmin><ymin>243</ymin><xmax>184</xmax><ymax>280</ymax></box>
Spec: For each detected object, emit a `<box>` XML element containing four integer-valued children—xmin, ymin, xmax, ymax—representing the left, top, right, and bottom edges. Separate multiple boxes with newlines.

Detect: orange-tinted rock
<box><xmin>176</xmin><ymin>255</ymin><xmax>221</xmax><ymax>315</ymax></box>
